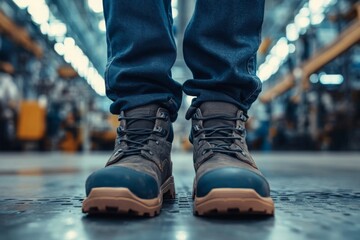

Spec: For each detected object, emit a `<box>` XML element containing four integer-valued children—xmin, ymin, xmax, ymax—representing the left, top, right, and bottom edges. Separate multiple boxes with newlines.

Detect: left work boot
<box><xmin>187</xmin><ymin>102</ymin><xmax>274</xmax><ymax>216</ymax></box>
<box><xmin>82</xmin><ymin>104</ymin><xmax>175</xmax><ymax>217</ymax></box>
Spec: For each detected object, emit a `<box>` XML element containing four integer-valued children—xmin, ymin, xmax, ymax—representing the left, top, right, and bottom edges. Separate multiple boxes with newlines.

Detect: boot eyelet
<box><xmin>160</xmin><ymin>112</ymin><xmax>168</xmax><ymax>120</ymax></box>
<box><xmin>202</xmin><ymin>150</ymin><xmax>206</xmax><ymax>155</ymax></box>
<box><xmin>155</xmin><ymin>126</ymin><xmax>163</xmax><ymax>132</ymax></box>
<box><xmin>117</xmin><ymin>126</ymin><xmax>124</xmax><ymax>134</ymax></box>
<box><xmin>114</xmin><ymin>149</ymin><xmax>122</xmax><ymax>156</ymax></box>
<box><xmin>149</xmin><ymin>151</ymin><xmax>153</xmax><ymax>155</ymax></box>
<box><xmin>161</xmin><ymin>129</ymin><xmax>167</xmax><ymax>137</ymax></box>
<box><xmin>193</xmin><ymin>125</ymin><xmax>200</xmax><ymax>132</ymax></box>
<box><xmin>156</xmin><ymin>141</ymin><xmax>159</xmax><ymax>145</ymax></box>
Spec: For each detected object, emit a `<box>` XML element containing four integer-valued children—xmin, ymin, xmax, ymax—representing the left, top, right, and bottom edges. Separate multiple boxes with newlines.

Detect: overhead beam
<box><xmin>0</xmin><ymin>10</ymin><xmax>43</xmax><ymax>58</ymax></box>
<box><xmin>260</xmin><ymin>8</ymin><xmax>360</xmax><ymax>103</ymax></box>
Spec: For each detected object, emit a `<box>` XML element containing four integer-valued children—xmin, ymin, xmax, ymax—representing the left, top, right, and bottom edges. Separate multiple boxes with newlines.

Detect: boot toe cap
<box><xmin>196</xmin><ymin>167</ymin><xmax>271</xmax><ymax>197</ymax></box>
<box><xmin>85</xmin><ymin>166</ymin><xmax>159</xmax><ymax>199</ymax></box>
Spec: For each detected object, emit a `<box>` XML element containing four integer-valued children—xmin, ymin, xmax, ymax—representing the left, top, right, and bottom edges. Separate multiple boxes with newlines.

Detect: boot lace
<box><xmin>192</xmin><ymin>114</ymin><xmax>248</xmax><ymax>157</ymax></box>
<box><xmin>114</xmin><ymin>115</ymin><xmax>167</xmax><ymax>158</ymax></box>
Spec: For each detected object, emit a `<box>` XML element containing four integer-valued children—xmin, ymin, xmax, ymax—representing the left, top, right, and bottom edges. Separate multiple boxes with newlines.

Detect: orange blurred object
<box><xmin>17</xmin><ymin>101</ymin><xmax>46</xmax><ymax>140</ymax></box>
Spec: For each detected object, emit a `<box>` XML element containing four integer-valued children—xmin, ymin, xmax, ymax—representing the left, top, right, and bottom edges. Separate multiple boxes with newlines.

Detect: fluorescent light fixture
<box><xmin>11</xmin><ymin>0</ymin><xmax>114</xmax><ymax>96</ymax></box>
<box><xmin>27</xmin><ymin>0</ymin><xmax>49</xmax><ymax>25</ymax></box>
<box><xmin>12</xmin><ymin>0</ymin><xmax>29</xmax><ymax>9</ymax></box>
<box><xmin>64</xmin><ymin>37</ymin><xmax>75</xmax><ymax>47</ymax></box>
<box><xmin>40</xmin><ymin>22</ymin><xmax>49</xmax><ymax>35</ymax></box>
<box><xmin>319</xmin><ymin>74</ymin><xmax>344</xmax><ymax>85</ymax></box>
<box><xmin>48</xmin><ymin>22</ymin><xmax>67</xmax><ymax>37</ymax></box>
<box><xmin>309</xmin><ymin>0</ymin><xmax>325</xmax><ymax>14</ymax></box>
<box><xmin>271</xmin><ymin>37</ymin><xmax>289</xmax><ymax>58</ymax></box>
<box><xmin>311</xmin><ymin>13</ymin><xmax>326</xmax><ymax>25</ymax></box>
<box><xmin>288</xmin><ymin>43</ymin><xmax>296</xmax><ymax>53</ymax></box>
<box><xmin>286</xmin><ymin>23</ymin><xmax>299</xmax><ymax>42</ymax></box>
<box><xmin>309</xmin><ymin>73</ymin><xmax>319</xmax><ymax>83</ymax></box>
<box><xmin>98</xmin><ymin>20</ymin><xmax>106</xmax><ymax>32</ymax></box>
<box><xmin>257</xmin><ymin>0</ymin><xmax>337</xmax><ymax>82</ymax></box>
<box><xmin>258</xmin><ymin>37</ymin><xmax>290</xmax><ymax>82</ymax></box>
<box><xmin>87</xmin><ymin>0</ymin><xmax>103</xmax><ymax>13</ymax></box>
<box><xmin>299</xmin><ymin>7</ymin><xmax>310</xmax><ymax>17</ymax></box>
<box><xmin>54</xmin><ymin>42</ymin><xmax>65</xmax><ymax>56</ymax></box>
<box><xmin>172</xmin><ymin>7</ymin><xmax>178</xmax><ymax>18</ymax></box>
<box><xmin>294</xmin><ymin>14</ymin><xmax>310</xmax><ymax>30</ymax></box>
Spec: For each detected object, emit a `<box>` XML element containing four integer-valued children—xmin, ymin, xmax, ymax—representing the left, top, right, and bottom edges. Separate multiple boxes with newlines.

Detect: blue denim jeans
<box><xmin>103</xmin><ymin>0</ymin><xmax>264</xmax><ymax>121</ymax></box>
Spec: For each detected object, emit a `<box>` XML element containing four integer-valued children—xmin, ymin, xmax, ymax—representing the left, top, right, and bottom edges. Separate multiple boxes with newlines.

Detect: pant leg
<box><xmin>183</xmin><ymin>0</ymin><xmax>265</xmax><ymax>113</ymax></box>
<box><xmin>103</xmin><ymin>0</ymin><xmax>182</xmax><ymax>121</ymax></box>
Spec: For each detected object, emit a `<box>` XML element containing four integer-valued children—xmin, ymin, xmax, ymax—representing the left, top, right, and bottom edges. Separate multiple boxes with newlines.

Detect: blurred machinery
<box><xmin>248</xmin><ymin>0</ymin><xmax>360</xmax><ymax>151</ymax></box>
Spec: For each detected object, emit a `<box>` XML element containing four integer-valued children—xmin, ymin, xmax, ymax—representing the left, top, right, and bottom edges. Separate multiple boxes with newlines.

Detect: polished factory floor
<box><xmin>0</xmin><ymin>152</ymin><xmax>359</xmax><ymax>240</ymax></box>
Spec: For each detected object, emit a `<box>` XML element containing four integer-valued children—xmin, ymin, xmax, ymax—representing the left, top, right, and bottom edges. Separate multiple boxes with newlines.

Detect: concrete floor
<box><xmin>0</xmin><ymin>152</ymin><xmax>359</xmax><ymax>240</ymax></box>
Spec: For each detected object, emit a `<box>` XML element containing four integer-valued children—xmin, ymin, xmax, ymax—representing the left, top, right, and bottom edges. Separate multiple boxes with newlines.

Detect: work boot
<box><xmin>82</xmin><ymin>104</ymin><xmax>175</xmax><ymax>217</ymax></box>
<box><xmin>186</xmin><ymin>102</ymin><xmax>274</xmax><ymax>216</ymax></box>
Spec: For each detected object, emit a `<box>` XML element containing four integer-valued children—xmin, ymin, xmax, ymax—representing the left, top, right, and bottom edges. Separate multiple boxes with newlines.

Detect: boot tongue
<box><xmin>199</xmin><ymin>102</ymin><xmax>238</xmax><ymax>128</ymax></box>
<box><xmin>125</xmin><ymin>104</ymin><xmax>159</xmax><ymax>130</ymax></box>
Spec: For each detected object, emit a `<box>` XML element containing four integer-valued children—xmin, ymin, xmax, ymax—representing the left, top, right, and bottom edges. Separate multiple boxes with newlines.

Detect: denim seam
<box><xmin>246</xmin><ymin>54</ymin><xmax>256</xmax><ymax>75</ymax></box>
<box><xmin>104</xmin><ymin>56</ymin><xmax>116</xmax><ymax>90</ymax></box>
<box><xmin>243</xmin><ymin>75</ymin><xmax>261</xmax><ymax>103</ymax></box>
<box><xmin>166</xmin><ymin>1</ymin><xmax>176</xmax><ymax>51</ymax></box>
<box><xmin>243</xmin><ymin>54</ymin><xmax>261</xmax><ymax>103</ymax></box>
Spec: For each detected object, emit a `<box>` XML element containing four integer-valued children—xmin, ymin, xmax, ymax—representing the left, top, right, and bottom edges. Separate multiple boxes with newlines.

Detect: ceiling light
<box><xmin>294</xmin><ymin>14</ymin><xmax>310</xmax><ymax>30</ymax></box>
<box><xmin>311</xmin><ymin>13</ymin><xmax>326</xmax><ymax>25</ymax></box>
<box><xmin>27</xmin><ymin>1</ymin><xmax>49</xmax><ymax>24</ymax></box>
<box><xmin>286</xmin><ymin>23</ymin><xmax>299</xmax><ymax>42</ymax></box>
<box><xmin>319</xmin><ymin>74</ymin><xmax>344</xmax><ymax>85</ymax></box>
<box><xmin>87</xmin><ymin>0</ymin><xmax>103</xmax><ymax>13</ymax></box>
<box><xmin>12</xmin><ymin>0</ymin><xmax>106</xmax><ymax>96</ymax></box>
<box><xmin>98</xmin><ymin>19</ymin><xmax>106</xmax><ymax>32</ymax></box>
<box><xmin>12</xmin><ymin>0</ymin><xmax>29</xmax><ymax>9</ymax></box>
<box><xmin>48</xmin><ymin>21</ymin><xmax>67</xmax><ymax>37</ymax></box>
<box><xmin>172</xmin><ymin>7</ymin><xmax>178</xmax><ymax>18</ymax></box>
<box><xmin>54</xmin><ymin>43</ymin><xmax>65</xmax><ymax>56</ymax></box>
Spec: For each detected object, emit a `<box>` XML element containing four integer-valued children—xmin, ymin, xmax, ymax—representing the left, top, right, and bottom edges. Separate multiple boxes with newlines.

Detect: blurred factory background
<box><xmin>0</xmin><ymin>0</ymin><xmax>359</xmax><ymax>153</ymax></box>
<box><xmin>1</xmin><ymin>1</ymin><xmax>360</xmax><ymax>239</ymax></box>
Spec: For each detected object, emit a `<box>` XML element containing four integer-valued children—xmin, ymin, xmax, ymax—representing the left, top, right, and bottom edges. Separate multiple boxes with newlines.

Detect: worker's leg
<box><xmin>103</xmin><ymin>0</ymin><xmax>182</xmax><ymax>121</ymax></box>
<box><xmin>183</xmin><ymin>0</ymin><xmax>274</xmax><ymax>216</ymax></box>
<box><xmin>183</xmin><ymin>0</ymin><xmax>264</xmax><ymax>112</ymax></box>
<box><xmin>82</xmin><ymin>0</ymin><xmax>179</xmax><ymax>216</ymax></box>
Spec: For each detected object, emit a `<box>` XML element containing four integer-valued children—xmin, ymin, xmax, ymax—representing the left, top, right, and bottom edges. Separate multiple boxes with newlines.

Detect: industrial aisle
<box><xmin>0</xmin><ymin>152</ymin><xmax>359</xmax><ymax>240</ymax></box>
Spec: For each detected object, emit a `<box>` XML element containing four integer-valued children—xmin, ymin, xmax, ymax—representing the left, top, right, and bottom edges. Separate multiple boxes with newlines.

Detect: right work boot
<box><xmin>82</xmin><ymin>104</ymin><xmax>175</xmax><ymax>217</ymax></box>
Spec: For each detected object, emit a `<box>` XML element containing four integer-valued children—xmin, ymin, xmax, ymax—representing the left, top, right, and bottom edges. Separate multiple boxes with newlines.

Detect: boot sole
<box><xmin>82</xmin><ymin>176</ymin><xmax>175</xmax><ymax>217</ymax></box>
<box><xmin>194</xmin><ymin>188</ymin><xmax>274</xmax><ymax>216</ymax></box>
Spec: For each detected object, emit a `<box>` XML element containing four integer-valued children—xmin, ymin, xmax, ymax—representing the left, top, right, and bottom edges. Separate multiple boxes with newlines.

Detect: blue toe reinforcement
<box><xmin>85</xmin><ymin>166</ymin><xmax>159</xmax><ymax>199</ymax></box>
<box><xmin>196</xmin><ymin>167</ymin><xmax>270</xmax><ymax>198</ymax></box>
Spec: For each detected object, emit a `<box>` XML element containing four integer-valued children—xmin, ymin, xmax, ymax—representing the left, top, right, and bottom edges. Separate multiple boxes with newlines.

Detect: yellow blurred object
<box><xmin>103</xmin><ymin>114</ymin><xmax>118</xmax><ymax>140</ymax></box>
<box><xmin>57</xmin><ymin>65</ymin><xmax>78</xmax><ymax>79</ymax></box>
<box><xmin>17</xmin><ymin>101</ymin><xmax>46</xmax><ymax>140</ymax></box>
<box><xmin>59</xmin><ymin>131</ymin><xmax>82</xmax><ymax>152</ymax></box>
<box><xmin>0</xmin><ymin>61</ymin><xmax>15</xmax><ymax>74</ymax></box>
<box><xmin>181</xmin><ymin>137</ymin><xmax>192</xmax><ymax>152</ymax></box>
<box><xmin>59</xmin><ymin>112</ymin><xmax>82</xmax><ymax>152</ymax></box>
<box><xmin>258</xmin><ymin>37</ymin><xmax>272</xmax><ymax>55</ymax></box>
<box><xmin>108</xmin><ymin>114</ymin><xmax>119</xmax><ymax>129</ymax></box>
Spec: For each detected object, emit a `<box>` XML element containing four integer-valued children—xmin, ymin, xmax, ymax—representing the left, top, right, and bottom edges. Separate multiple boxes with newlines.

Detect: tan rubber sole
<box><xmin>82</xmin><ymin>176</ymin><xmax>175</xmax><ymax>217</ymax></box>
<box><xmin>194</xmin><ymin>188</ymin><xmax>274</xmax><ymax>216</ymax></box>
